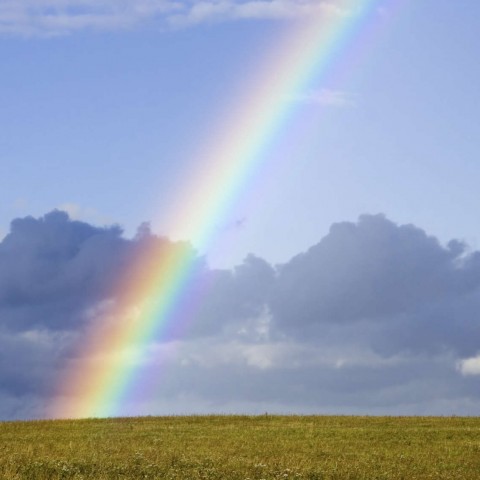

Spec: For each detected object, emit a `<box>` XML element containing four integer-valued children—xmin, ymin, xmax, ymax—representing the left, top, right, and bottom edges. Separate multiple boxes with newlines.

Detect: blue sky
<box><xmin>1</xmin><ymin>0</ymin><xmax>480</xmax><ymax>419</ymax></box>
<box><xmin>1</xmin><ymin>1</ymin><xmax>479</xmax><ymax>265</ymax></box>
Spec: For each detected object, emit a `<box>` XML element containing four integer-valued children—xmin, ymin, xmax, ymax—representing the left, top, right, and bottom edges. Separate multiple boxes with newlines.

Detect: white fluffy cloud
<box><xmin>458</xmin><ymin>355</ymin><xmax>480</xmax><ymax>376</ymax></box>
<box><xmin>0</xmin><ymin>0</ymin><xmax>354</xmax><ymax>36</ymax></box>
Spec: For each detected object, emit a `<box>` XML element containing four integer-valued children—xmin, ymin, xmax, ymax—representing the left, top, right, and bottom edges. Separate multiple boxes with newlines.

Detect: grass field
<box><xmin>1</xmin><ymin>415</ymin><xmax>480</xmax><ymax>479</ymax></box>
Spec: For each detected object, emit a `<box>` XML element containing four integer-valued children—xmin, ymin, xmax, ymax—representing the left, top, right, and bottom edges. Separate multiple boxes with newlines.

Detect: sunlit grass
<box><xmin>1</xmin><ymin>415</ymin><xmax>480</xmax><ymax>479</ymax></box>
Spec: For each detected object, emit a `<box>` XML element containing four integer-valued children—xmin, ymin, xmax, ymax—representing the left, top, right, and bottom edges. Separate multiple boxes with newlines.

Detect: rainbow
<box><xmin>51</xmin><ymin>0</ymin><xmax>393</xmax><ymax>419</ymax></box>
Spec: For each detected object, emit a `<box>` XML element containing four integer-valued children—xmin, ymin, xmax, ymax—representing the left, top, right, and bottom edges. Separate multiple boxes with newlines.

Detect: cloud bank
<box><xmin>1</xmin><ymin>211</ymin><xmax>480</xmax><ymax>420</ymax></box>
<box><xmin>0</xmin><ymin>0</ymin><xmax>354</xmax><ymax>36</ymax></box>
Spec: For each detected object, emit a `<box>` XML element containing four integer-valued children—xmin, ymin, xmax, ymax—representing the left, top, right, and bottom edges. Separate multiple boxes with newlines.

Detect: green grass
<box><xmin>1</xmin><ymin>415</ymin><xmax>480</xmax><ymax>479</ymax></box>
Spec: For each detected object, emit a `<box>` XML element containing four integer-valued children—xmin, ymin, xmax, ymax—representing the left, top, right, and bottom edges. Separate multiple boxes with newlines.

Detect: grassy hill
<box><xmin>1</xmin><ymin>415</ymin><xmax>480</xmax><ymax>479</ymax></box>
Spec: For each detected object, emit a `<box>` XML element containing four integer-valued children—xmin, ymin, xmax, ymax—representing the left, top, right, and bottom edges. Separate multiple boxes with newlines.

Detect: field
<box><xmin>1</xmin><ymin>415</ymin><xmax>480</xmax><ymax>479</ymax></box>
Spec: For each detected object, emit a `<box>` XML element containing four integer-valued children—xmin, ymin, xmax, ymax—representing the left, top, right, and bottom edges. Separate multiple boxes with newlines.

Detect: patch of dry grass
<box><xmin>1</xmin><ymin>415</ymin><xmax>480</xmax><ymax>479</ymax></box>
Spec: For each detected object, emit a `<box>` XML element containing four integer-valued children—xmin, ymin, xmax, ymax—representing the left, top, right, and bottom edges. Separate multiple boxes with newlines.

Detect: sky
<box><xmin>1</xmin><ymin>0</ymin><xmax>480</xmax><ymax>420</ymax></box>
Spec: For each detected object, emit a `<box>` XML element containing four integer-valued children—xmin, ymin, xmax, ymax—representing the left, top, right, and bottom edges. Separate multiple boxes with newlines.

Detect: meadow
<box><xmin>1</xmin><ymin>415</ymin><xmax>480</xmax><ymax>479</ymax></box>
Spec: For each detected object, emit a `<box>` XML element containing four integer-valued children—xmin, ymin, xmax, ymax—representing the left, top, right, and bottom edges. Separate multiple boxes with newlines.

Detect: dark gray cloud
<box><xmin>0</xmin><ymin>211</ymin><xmax>196</xmax><ymax>417</ymax></box>
<box><xmin>189</xmin><ymin>254</ymin><xmax>275</xmax><ymax>337</ymax></box>
<box><xmin>0</xmin><ymin>210</ymin><xmax>126</xmax><ymax>330</ymax></box>
<box><xmin>270</xmin><ymin>214</ymin><xmax>480</xmax><ymax>356</ymax></box>
<box><xmin>0</xmin><ymin>211</ymin><xmax>197</xmax><ymax>331</ymax></box>
<box><xmin>1</xmin><ymin>211</ymin><xmax>480</xmax><ymax>420</ymax></box>
<box><xmin>114</xmin><ymin>345</ymin><xmax>480</xmax><ymax>416</ymax></box>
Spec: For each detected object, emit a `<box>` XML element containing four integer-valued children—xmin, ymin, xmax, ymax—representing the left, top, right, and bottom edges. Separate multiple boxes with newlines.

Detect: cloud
<box><xmin>56</xmin><ymin>202</ymin><xmax>116</xmax><ymax>227</ymax></box>
<box><xmin>0</xmin><ymin>210</ymin><xmax>126</xmax><ymax>330</ymax></box>
<box><xmin>167</xmin><ymin>0</ymin><xmax>347</xmax><ymax>28</ymax></box>
<box><xmin>2</xmin><ymin>211</ymin><xmax>480</xmax><ymax>419</ymax></box>
<box><xmin>0</xmin><ymin>0</ymin><xmax>355</xmax><ymax>36</ymax></box>
<box><xmin>0</xmin><ymin>0</ymin><xmax>176</xmax><ymax>36</ymax></box>
<box><xmin>458</xmin><ymin>355</ymin><xmax>480</xmax><ymax>376</ymax></box>
<box><xmin>0</xmin><ymin>211</ymin><xmax>199</xmax><ymax>418</ymax></box>
<box><xmin>270</xmin><ymin>214</ymin><xmax>480</xmax><ymax>356</ymax></box>
<box><xmin>118</xmin><ymin>339</ymin><xmax>480</xmax><ymax>416</ymax></box>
